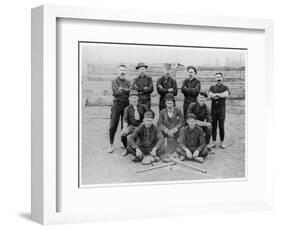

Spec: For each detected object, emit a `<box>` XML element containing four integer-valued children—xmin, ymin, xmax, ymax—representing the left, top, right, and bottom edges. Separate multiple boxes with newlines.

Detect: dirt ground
<box><xmin>81</xmin><ymin>100</ymin><xmax>245</xmax><ymax>186</ymax></box>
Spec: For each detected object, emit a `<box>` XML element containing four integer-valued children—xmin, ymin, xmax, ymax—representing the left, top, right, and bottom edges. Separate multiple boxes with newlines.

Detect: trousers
<box><xmin>109</xmin><ymin>101</ymin><xmax>129</xmax><ymax>144</ymax></box>
<box><xmin>176</xmin><ymin>145</ymin><xmax>210</xmax><ymax>158</ymax></box>
<box><xmin>211</xmin><ymin>107</ymin><xmax>226</xmax><ymax>141</ymax></box>
<box><xmin>127</xmin><ymin>144</ymin><xmax>165</xmax><ymax>156</ymax></box>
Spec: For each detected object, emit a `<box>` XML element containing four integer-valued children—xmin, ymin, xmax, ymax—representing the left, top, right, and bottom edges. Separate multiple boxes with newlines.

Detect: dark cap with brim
<box><xmin>186</xmin><ymin>113</ymin><xmax>197</xmax><ymax>120</ymax></box>
<box><xmin>129</xmin><ymin>89</ymin><xmax>139</xmax><ymax>97</ymax></box>
<box><xmin>165</xmin><ymin>93</ymin><xmax>175</xmax><ymax>101</ymax></box>
<box><xmin>144</xmin><ymin>110</ymin><xmax>155</xmax><ymax>119</ymax></box>
<box><xmin>136</xmin><ymin>62</ymin><xmax>148</xmax><ymax>69</ymax></box>
<box><xmin>198</xmin><ymin>91</ymin><xmax>208</xmax><ymax>98</ymax></box>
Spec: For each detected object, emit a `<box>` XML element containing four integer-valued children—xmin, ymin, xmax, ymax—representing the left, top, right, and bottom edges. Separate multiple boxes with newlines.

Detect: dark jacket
<box><xmin>178</xmin><ymin>125</ymin><xmax>206</xmax><ymax>153</ymax></box>
<box><xmin>156</xmin><ymin>75</ymin><xmax>178</xmax><ymax>110</ymax></box>
<box><xmin>132</xmin><ymin>74</ymin><xmax>154</xmax><ymax>101</ymax></box>
<box><xmin>156</xmin><ymin>75</ymin><xmax>178</xmax><ymax>97</ymax></box>
<box><xmin>187</xmin><ymin>102</ymin><xmax>212</xmax><ymax>122</ymax></box>
<box><xmin>111</xmin><ymin>77</ymin><xmax>131</xmax><ymax>103</ymax></box>
<box><xmin>123</xmin><ymin>103</ymin><xmax>148</xmax><ymax>127</ymax></box>
<box><xmin>181</xmin><ymin>77</ymin><xmax>201</xmax><ymax>102</ymax></box>
<box><xmin>128</xmin><ymin>124</ymin><xmax>164</xmax><ymax>150</ymax></box>
<box><xmin>157</xmin><ymin>107</ymin><xmax>184</xmax><ymax>134</ymax></box>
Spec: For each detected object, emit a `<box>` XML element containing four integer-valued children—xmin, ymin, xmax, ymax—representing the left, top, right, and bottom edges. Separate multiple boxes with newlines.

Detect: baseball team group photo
<box><xmin>79</xmin><ymin>42</ymin><xmax>246</xmax><ymax>186</ymax></box>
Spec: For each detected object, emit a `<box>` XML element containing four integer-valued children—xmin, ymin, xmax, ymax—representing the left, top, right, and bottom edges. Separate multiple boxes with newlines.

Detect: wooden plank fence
<box><xmin>82</xmin><ymin>66</ymin><xmax>245</xmax><ymax>106</ymax></box>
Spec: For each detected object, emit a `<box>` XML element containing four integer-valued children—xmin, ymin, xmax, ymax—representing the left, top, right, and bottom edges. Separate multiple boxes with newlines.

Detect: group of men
<box><xmin>108</xmin><ymin>62</ymin><xmax>230</xmax><ymax>165</ymax></box>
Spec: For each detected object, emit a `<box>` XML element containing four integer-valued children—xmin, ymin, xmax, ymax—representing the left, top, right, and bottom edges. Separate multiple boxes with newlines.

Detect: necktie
<box><xmin>133</xmin><ymin>106</ymin><xmax>140</xmax><ymax>120</ymax></box>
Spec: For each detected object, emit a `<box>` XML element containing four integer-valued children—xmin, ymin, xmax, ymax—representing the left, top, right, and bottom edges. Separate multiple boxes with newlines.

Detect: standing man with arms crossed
<box><xmin>209</xmin><ymin>72</ymin><xmax>230</xmax><ymax>149</ymax></box>
<box><xmin>181</xmin><ymin>66</ymin><xmax>201</xmax><ymax>120</ymax></box>
<box><xmin>156</xmin><ymin>63</ymin><xmax>178</xmax><ymax>112</ymax></box>
<box><xmin>132</xmin><ymin>62</ymin><xmax>154</xmax><ymax>109</ymax></box>
<box><xmin>108</xmin><ymin>64</ymin><xmax>131</xmax><ymax>153</ymax></box>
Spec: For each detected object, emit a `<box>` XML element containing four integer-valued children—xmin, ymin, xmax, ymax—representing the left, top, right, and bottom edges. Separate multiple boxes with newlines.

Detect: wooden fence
<box><xmin>82</xmin><ymin>65</ymin><xmax>245</xmax><ymax>106</ymax></box>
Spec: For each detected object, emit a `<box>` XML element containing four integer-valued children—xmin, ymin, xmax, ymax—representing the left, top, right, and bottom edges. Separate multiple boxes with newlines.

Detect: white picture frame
<box><xmin>31</xmin><ymin>4</ymin><xmax>274</xmax><ymax>225</ymax></box>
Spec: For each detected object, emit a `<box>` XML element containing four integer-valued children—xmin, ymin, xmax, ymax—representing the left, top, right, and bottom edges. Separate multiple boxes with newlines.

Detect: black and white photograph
<box><xmin>79</xmin><ymin>42</ymin><xmax>246</xmax><ymax>186</ymax></box>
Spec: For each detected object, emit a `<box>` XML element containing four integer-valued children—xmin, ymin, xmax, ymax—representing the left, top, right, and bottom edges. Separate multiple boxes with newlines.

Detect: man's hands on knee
<box><xmin>184</xmin><ymin>148</ymin><xmax>193</xmax><ymax>159</ymax></box>
<box><xmin>136</xmin><ymin>148</ymin><xmax>143</xmax><ymax>159</ymax></box>
<box><xmin>150</xmin><ymin>147</ymin><xmax>157</xmax><ymax>157</ymax></box>
<box><xmin>193</xmin><ymin>150</ymin><xmax>200</xmax><ymax>158</ymax></box>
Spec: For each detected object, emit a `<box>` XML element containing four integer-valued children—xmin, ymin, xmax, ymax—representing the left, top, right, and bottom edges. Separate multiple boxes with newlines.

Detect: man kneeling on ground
<box><xmin>127</xmin><ymin>111</ymin><xmax>165</xmax><ymax>165</ymax></box>
<box><xmin>176</xmin><ymin>113</ymin><xmax>210</xmax><ymax>163</ymax></box>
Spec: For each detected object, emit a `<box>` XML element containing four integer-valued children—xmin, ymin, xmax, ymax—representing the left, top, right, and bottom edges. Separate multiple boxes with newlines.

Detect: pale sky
<box><xmin>81</xmin><ymin>42</ymin><xmax>246</xmax><ymax>67</ymax></box>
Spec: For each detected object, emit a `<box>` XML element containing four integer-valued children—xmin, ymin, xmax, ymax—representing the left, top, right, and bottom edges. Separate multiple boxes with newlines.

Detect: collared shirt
<box><xmin>156</xmin><ymin>75</ymin><xmax>178</xmax><ymax>97</ymax></box>
<box><xmin>178</xmin><ymin>125</ymin><xmax>206</xmax><ymax>153</ymax></box>
<box><xmin>187</xmin><ymin>102</ymin><xmax>212</xmax><ymax>122</ymax></box>
<box><xmin>132</xmin><ymin>74</ymin><xmax>154</xmax><ymax>99</ymax></box>
<box><xmin>111</xmin><ymin>76</ymin><xmax>131</xmax><ymax>103</ymax></box>
<box><xmin>123</xmin><ymin>103</ymin><xmax>148</xmax><ymax>127</ymax></box>
<box><xmin>181</xmin><ymin>77</ymin><xmax>201</xmax><ymax>101</ymax></box>
<box><xmin>128</xmin><ymin>124</ymin><xmax>164</xmax><ymax>149</ymax></box>
<box><xmin>209</xmin><ymin>84</ymin><xmax>230</xmax><ymax>108</ymax></box>
<box><xmin>157</xmin><ymin>107</ymin><xmax>184</xmax><ymax>132</ymax></box>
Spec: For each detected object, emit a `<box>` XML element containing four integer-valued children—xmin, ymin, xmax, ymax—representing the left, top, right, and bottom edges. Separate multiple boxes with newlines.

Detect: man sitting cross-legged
<box><xmin>121</xmin><ymin>90</ymin><xmax>148</xmax><ymax>156</ymax></box>
<box><xmin>176</xmin><ymin>113</ymin><xmax>210</xmax><ymax>163</ymax></box>
<box><xmin>127</xmin><ymin>111</ymin><xmax>165</xmax><ymax>165</ymax></box>
<box><xmin>157</xmin><ymin>93</ymin><xmax>184</xmax><ymax>161</ymax></box>
<box><xmin>187</xmin><ymin>91</ymin><xmax>212</xmax><ymax>147</ymax></box>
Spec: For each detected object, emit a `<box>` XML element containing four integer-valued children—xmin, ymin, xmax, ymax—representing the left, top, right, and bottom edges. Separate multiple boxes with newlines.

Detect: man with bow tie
<box><xmin>121</xmin><ymin>90</ymin><xmax>148</xmax><ymax>156</ymax></box>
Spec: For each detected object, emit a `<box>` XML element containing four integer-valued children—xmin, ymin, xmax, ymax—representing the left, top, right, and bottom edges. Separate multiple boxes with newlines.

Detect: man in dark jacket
<box><xmin>187</xmin><ymin>91</ymin><xmax>212</xmax><ymax>145</ymax></box>
<box><xmin>209</xmin><ymin>72</ymin><xmax>230</xmax><ymax>149</ymax></box>
<box><xmin>157</xmin><ymin>93</ymin><xmax>184</xmax><ymax>157</ymax></box>
<box><xmin>181</xmin><ymin>66</ymin><xmax>201</xmax><ymax>119</ymax></box>
<box><xmin>121</xmin><ymin>90</ymin><xmax>148</xmax><ymax>156</ymax></box>
<box><xmin>127</xmin><ymin>111</ymin><xmax>165</xmax><ymax>163</ymax></box>
<box><xmin>156</xmin><ymin>63</ymin><xmax>178</xmax><ymax>112</ymax></box>
<box><xmin>176</xmin><ymin>113</ymin><xmax>210</xmax><ymax>163</ymax></box>
<box><xmin>132</xmin><ymin>62</ymin><xmax>154</xmax><ymax>109</ymax></box>
<box><xmin>108</xmin><ymin>64</ymin><xmax>131</xmax><ymax>153</ymax></box>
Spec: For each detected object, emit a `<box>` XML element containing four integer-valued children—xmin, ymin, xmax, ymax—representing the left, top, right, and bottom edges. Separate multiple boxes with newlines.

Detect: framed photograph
<box><xmin>31</xmin><ymin>5</ymin><xmax>274</xmax><ymax>225</ymax></box>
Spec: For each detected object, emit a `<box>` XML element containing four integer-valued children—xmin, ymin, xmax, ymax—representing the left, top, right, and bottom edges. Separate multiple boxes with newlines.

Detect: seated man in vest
<box><xmin>127</xmin><ymin>111</ymin><xmax>165</xmax><ymax>164</ymax></box>
<box><xmin>121</xmin><ymin>90</ymin><xmax>148</xmax><ymax>156</ymax></box>
<box><xmin>157</xmin><ymin>93</ymin><xmax>184</xmax><ymax>158</ymax></box>
<box><xmin>176</xmin><ymin>113</ymin><xmax>210</xmax><ymax>163</ymax></box>
<box><xmin>187</xmin><ymin>91</ymin><xmax>212</xmax><ymax>146</ymax></box>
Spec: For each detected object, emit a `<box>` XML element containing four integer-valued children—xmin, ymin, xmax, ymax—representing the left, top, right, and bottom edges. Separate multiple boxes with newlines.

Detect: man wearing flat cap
<box><xmin>132</xmin><ymin>62</ymin><xmax>154</xmax><ymax>109</ymax></box>
<box><xmin>156</xmin><ymin>63</ymin><xmax>178</xmax><ymax>112</ymax></box>
<box><xmin>108</xmin><ymin>64</ymin><xmax>131</xmax><ymax>153</ymax></box>
<box><xmin>127</xmin><ymin>110</ymin><xmax>165</xmax><ymax>164</ymax></box>
<box><xmin>157</xmin><ymin>93</ymin><xmax>184</xmax><ymax>158</ymax></box>
<box><xmin>181</xmin><ymin>66</ymin><xmax>201</xmax><ymax>120</ymax></box>
<box><xmin>187</xmin><ymin>91</ymin><xmax>212</xmax><ymax>145</ymax></box>
<box><xmin>121</xmin><ymin>90</ymin><xmax>148</xmax><ymax>156</ymax></box>
<box><xmin>176</xmin><ymin>113</ymin><xmax>210</xmax><ymax>163</ymax></box>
